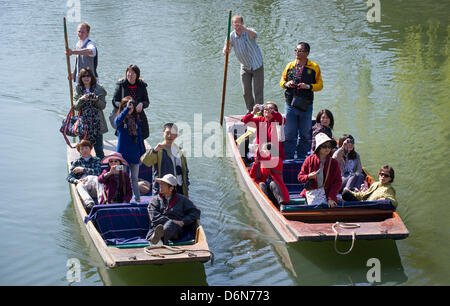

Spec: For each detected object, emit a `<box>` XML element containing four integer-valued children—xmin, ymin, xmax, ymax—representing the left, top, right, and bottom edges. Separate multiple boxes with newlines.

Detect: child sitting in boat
<box><xmin>97</xmin><ymin>152</ymin><xmax>133</xmax><ymax>204</ymax></box>
<box><xmin>67</xmin><ymin>139</ymin><xmax>102</xmax><ymax>211</ymax></box>
<box><xmin>243</xmin><ymin>102</ymin><xmax>290</xmax><ymax>205</ymax></box>
<box><xmin>342</xmin><ymin>165</ymin><xmax>398</xmax><ymax>207</ymax></box>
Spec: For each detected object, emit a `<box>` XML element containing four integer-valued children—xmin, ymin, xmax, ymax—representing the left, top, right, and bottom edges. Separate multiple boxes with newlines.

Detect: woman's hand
<box><xmin>127</xmin><ymin>101</ymin><xmax>135</xmax><ymax>110</ymax></box>
<box><xmin>327</xmin><ymin>199</ymin><xmax>337</xmax><ymax>208</ymax></box>
<box><xmin>72</xmin><ymin>167</ymin><xmax>85</xmax><ymax>174</ymax></box>
<box><xmin>135</xmin><ymin>102</ymin><xmax>143</xmax><ymax>112</ymax></box>
<box><xmin>109</xmin><ymin>165</ymin><xmax>119</xmax><ymax>175</ymax></box>
<box><xmin>252</xmin><ymin>104</ymin><xmax>261</xmax><ymax>114</ymax></box>
<box><xmin>307</xmin><ymin>168</ymin><xmax>321</xmax><ymax>180</ymax></box>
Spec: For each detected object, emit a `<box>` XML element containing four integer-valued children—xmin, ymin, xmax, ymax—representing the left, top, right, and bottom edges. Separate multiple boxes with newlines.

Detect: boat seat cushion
<box><xmin>280</xmin><ymin>199</ymin><xmax>396</xmax><ymax>212</ymax></box>
<box><xmin>283</xmin><ymin>159</ymin><xmax>304</xmax><ymax>194</ymax></box>
<box><xmin>84</xmin><ymin>202</ymin><xmax>196</xmax><ymax>246</ymax></box>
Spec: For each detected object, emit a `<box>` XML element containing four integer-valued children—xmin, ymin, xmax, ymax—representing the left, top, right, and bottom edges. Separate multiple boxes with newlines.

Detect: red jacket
<box><xmin>250</xmin><ymin>158</ymin><xmax>290</xmax><ymax>204</ymax></box>
<box><xmin>98</xmin><ymin>168</ymin><xmax>133</xmax><ymax>204</ymax></box>
<box><xmin>242</xmin><ymin>111</ymin><xmax>286</xmax><ymax>160</ymax></box>
<box><xmin>297</xmin><ymin>154</ymin><xmax>342</xmax><ymax>202</ymax></box>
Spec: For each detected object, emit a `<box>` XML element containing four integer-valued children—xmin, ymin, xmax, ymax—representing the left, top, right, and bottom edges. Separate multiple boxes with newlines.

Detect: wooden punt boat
<box><xmin>225</xmin><ymin>115</ymin><xmax>409</xmax><ymax>244</ymax></box>
<box><xmin>67</xmin><ymin>139</ymin><xmax>211</xmax><ymax>267</ymax></box>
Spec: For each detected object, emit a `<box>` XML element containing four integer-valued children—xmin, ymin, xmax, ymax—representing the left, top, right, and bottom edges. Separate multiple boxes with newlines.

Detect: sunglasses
<box><xmin>82</xmin><ymin>74</ymin><xmax>91</xmax><ymax>78</ymax></box>
<box><xmin>379</xmin><ymin>172</ymin><xmax>390</xmax><ymax>178</ymax></box>
<box><xmin>295</xmin><ymin>49</ymin><xmax>307</xmax><ymax>52</ymax></box>
<box><xmin>320</xmin><ymin>144</ymin><xmax>333</xmax><ymax>149</ymax></box>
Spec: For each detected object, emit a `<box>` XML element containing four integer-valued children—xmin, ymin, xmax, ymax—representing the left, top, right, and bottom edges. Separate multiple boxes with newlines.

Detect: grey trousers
<box><xmin>259</xmin><ymin>181</ymin><xmax>284</xmax><ymax>205</ymax></box>
<box><xmin>240</xmin><ymin>65</ymin><xmax>264</xmax><ymax>111</ymax></box>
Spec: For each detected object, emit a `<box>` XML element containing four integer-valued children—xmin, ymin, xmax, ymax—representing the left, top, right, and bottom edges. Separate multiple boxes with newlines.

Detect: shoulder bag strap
<box><xmin>323</xmin><ymin>157</ymin><xmax>332</xmax><ymax>186</ymax></box>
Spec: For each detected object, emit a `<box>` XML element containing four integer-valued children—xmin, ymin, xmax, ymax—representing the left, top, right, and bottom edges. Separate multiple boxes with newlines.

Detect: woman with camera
<box><xmin>111</xmin><ymin>65</ymin><xmax>150</xmax><ymax>140</ymax></box>
<box><xmin>98</xmin><ymin>152</ymin><xmax>133</xmax><ymax>204</ymax></box>
<box><xmin>73</xmin><ymin>67</ymin><xmax>108</xmax><ymax>159</ymax></box>
<box><xmin>115</xmin><ymin>96</ymin><xmax>146</xmax><ymax>203</ymax></box>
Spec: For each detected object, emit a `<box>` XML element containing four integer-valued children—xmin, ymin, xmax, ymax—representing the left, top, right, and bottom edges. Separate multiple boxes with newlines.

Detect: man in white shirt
<box><xmin>223</xmin><ymin>15</ymin><xmax>264</xmax><ymax>112</ymax></box>
<box><xmin>65</xmin><ymin>22</ymin><xmax>98</xmax><ymax>83</ymax></box>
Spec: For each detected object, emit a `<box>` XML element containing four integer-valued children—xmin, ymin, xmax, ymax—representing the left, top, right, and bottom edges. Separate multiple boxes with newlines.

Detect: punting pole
<box><xmin>64</xmin><ymin>17</ymin><xmax>74</xmax><ymax>107</ymax></box>
<box><xmin>219</xmin><ymin>10</ymin><xmax>232</xmax><ymax>127</ymax></box>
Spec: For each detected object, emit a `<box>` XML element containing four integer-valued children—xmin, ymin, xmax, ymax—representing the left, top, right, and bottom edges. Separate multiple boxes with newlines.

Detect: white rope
<box><xmin>144</xmin><ymin>245</ymin><xmax>215</xmax><ymax>264</ymax></box>
<box><xmin>332</xmin><ymin>222</ymin><xmax>360</xmax><ymax>255</ymax></box>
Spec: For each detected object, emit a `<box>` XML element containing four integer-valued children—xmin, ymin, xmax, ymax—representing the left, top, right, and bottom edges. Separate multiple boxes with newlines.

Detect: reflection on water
<box><xmin>0</xmin><ymin>0</ymin><xmax>449</xmax><ymax>285</ymax></box>
<box><xmin>287</xmin><ymin>240</ymin><xmax>407</xmax><ymax>286</ymax></box>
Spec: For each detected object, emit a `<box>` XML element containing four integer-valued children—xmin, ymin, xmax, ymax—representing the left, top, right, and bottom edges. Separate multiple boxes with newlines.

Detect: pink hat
<box><xmin>101</xmin><ymin>152</ymin><xmax>129</xmax><ymax>166</ymax></box>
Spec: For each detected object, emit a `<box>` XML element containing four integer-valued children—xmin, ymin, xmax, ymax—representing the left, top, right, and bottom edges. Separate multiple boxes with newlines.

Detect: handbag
<box><xmin>291</xmin><ymin>94</ymin><xmax>312</xmax><ymax>112</ymax></box>
<box><xmin>60</xmin><ymin>106</ymin><xmax>87</xmax><ymax>148</ymax></box>
<box><xmin>305</xmin><ymin>158</ymin><xmax>332</xmax><ymax>205</ymax></box>
<box><xmin>306</xmin><ymin>187</ymin><xmax>326</xmax><ymax>205</ymax></box>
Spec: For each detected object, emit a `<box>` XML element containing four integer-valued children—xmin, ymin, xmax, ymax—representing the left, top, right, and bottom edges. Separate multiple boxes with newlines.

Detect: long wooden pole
<box><xmin>64</xmin><ymin>17</ymin><xmax>74</xmax><ymax>107</ymax></box>
<box><xmin>219</xmin><ymin>10</ymin><xmax>232</xmax><ymax>127</ymax></box>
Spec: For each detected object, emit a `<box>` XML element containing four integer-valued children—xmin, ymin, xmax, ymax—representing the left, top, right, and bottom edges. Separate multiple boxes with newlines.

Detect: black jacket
<box><xmin>112</xmin><ymin>78</ymin><xmax>150</xmax><ymax>139</ymax></box>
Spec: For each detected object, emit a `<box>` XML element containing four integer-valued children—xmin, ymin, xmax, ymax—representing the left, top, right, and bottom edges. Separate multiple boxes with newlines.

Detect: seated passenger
<box><xmin>297</xmin><ymin>133</ymin><xmax>342</xmax><ymax>207</ymax></box>
<box><xmin>311</xmin><ymin>109</ymin><xmax>335</xmax><ymax>153</ymax></box>
<box><xmin>342</xmin><ymin>165</ymin><xmax>398</xmax><ymax>207</ymax></box>
<box><xmin>332</xmin><ymin>134</ymin><xmax>365</xmax><ymax>192</ymax></box>
<box><xmin>67</xmin><ymin>140</ymin><xmax>102</xmax><ymax>211</ymax></box>
<box><xmin>146</xmin><ymin>174</ymin><xmax>200</xmax><ymax>245</ymax></box>
<box><xmin>250</xmin><ymin>143</ymin><xmax>290</xmax><ymax>205</ymax></box>
<box><xmin>98</xmin><ymin>152</ymin><xmax>133</xmax><ymax>204</ymax></box>
<box><xmin>141</xmin><ymin>123</ymin><xmax>189</xmax><ymax>197</ymax></box>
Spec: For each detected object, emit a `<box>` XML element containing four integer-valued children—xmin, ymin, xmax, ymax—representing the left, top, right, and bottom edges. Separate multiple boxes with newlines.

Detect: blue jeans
<box><xmin>129</xmin><ymin>163</ymin><xmax>140</xmax><ymax>202</ymax></box>
<box><xmin>283</xmin><ymin>103</ymin><xmax>313</xmax><ymax>160</ymax></box>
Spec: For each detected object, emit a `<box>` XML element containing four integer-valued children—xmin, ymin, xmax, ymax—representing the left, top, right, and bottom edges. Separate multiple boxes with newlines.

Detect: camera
<box><xmin>86</xmin><ymin>92</ymin><xmax>97</xmax><ymax>100</ymax></box>
<box><xmin>129</xmin><ymin>100</ymin><xmax>138</xmax><ymax>107</ymax></box>
<box><xmin>116</xmin><ymin>165</ymin><xmax>124</xmax><ymax>171</ymax></box>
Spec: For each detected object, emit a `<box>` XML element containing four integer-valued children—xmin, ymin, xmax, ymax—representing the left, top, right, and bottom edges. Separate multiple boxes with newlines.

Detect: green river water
<box><xmin>0</xmin><ymin>0</ymin><xmax>449</xmax><ymax>286</ymax></box>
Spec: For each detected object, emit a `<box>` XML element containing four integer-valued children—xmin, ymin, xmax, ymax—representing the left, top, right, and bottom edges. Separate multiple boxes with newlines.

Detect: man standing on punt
<box><xmin>65</xmin><ymin>22</ymin><xmax>98</xmax><ymax>83</ymax></box>
<box><xmin>280</xmin><ymin>42</ymin><xmax>323</xmax><ymax>160</ymax></box>
<box><xmin>223</xmin><ymin>14</ymin><xmax>264</xmax><ymax>112</ymax></box>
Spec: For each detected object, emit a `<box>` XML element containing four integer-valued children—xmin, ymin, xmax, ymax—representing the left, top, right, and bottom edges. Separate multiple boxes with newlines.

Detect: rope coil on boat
<box><xmin>332</xmin><ymin>222</ymin><xmax>360</xmax><ymax>255</ymax></box>
<box><xmin>144</xmin><ymin>245</ymin><xmax>215</xmax><ymax>265</ymax></box>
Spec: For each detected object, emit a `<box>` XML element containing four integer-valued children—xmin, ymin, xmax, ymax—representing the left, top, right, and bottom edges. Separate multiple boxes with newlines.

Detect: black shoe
<box><xmin>150</xmin><ymin>224</ymin><xmax>164</xmax><ymax>244</ymax></box>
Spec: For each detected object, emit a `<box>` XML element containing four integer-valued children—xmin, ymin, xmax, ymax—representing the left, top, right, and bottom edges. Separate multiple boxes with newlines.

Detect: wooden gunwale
<box><xmin>67</xmin><ymin>139</ymin><xmax>211</xmax><ymax>267</ymax></box>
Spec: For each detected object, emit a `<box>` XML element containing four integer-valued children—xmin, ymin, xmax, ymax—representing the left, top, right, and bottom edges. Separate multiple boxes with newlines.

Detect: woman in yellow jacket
<box><xmin>342</xmin><ymin>165</ymin><xmax>398</xmax><ymax>207</ymax></box>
